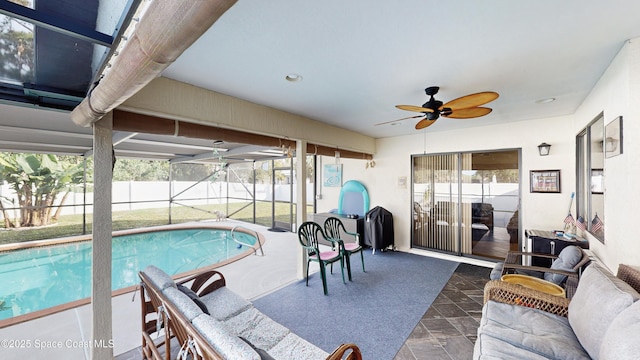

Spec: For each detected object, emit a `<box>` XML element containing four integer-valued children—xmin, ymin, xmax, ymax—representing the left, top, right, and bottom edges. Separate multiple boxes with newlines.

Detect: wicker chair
<box><xmin>495</xmin><ymin>246</ymin><xmax>591</xmax><ymax>298</ymax></box>
<box><xmin>484</xmin><ymin>263</ymin><xmax>640</xmax><ymax>318</ymax></box>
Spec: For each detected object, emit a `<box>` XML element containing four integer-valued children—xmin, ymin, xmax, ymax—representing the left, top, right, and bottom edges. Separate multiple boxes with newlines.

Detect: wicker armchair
<box><xmin>484</xmin><ymin>263</ymin><xmax>640</xmax><ymax>318</ymax></box>
<box><xmin>497</xmin><ymin>246</ymin><xmax>591</xmax><ymax>298</ymax></box>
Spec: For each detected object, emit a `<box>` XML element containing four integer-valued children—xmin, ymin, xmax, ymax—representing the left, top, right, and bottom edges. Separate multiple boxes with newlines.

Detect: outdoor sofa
<box><xmin>474</xmin><ymin>262</ymin><xmax>640</xmax><ymax>359</ymax></box>
<box><xmin>138</xmin><ymin>265</ymin><xmax>362</xmax><ymax>360</ymax></box>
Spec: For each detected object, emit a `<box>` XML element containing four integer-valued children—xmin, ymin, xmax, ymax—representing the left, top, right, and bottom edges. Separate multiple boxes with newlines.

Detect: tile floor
<box><xmin>394</xmin><ymin>263</ymin><xmax>491</xmax><ymax>360</ymax></box>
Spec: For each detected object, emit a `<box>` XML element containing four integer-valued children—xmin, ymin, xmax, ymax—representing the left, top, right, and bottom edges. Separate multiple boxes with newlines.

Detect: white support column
<box><xmin>91</xmin><ymin>113</ymin><xmax>113</xmax><ymax>359</ymax></box>
<box><xmin>295</xmin><ymin>140</ymin><xmax>308</xmax><ymax>280</ymax></box>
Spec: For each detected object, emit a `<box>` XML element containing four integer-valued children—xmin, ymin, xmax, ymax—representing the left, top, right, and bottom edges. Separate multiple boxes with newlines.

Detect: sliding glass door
<box><xmin>412</xmin><ymin>150</ymin><xmax>520</xmax><ymax>259</ymax></box>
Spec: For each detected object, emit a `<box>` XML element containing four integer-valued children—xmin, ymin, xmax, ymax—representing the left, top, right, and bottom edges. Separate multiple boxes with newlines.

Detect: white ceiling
<box><xmin>162</xmin><ymin>0</ymin><xmax>640</xmax><ymax>138</ymax></box>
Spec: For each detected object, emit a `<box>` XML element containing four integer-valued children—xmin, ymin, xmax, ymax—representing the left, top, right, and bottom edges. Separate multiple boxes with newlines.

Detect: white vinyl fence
<box><xmin>0</xmin><ymin>180</ymin><xmax>314</xmax><ymax>221</ymax></box>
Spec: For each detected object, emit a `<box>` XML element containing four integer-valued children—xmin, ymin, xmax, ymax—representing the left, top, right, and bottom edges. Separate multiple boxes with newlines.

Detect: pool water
<box><xmin>0</xmin><ymin>228</ymin><xmax>257</xmax><ymax>321</ymax></box>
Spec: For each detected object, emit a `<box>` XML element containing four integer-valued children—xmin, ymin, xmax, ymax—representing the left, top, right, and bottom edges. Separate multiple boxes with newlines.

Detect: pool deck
<box><xmin>0</xmin><ymin>219</ymin><xmax>493</xmax><ymax>359</ymax></box>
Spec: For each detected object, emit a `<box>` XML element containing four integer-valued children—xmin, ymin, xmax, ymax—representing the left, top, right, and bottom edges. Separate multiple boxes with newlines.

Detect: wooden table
<box><xmin>501</xmin><ymin>274</ymin><xmax>566</xmax><ymax>297</ymax></box>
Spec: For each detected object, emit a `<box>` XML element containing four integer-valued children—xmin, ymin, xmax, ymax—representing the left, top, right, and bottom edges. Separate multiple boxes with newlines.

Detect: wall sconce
<box><xmin>365</xmin><ymin>159</ymin><xmax>376</xmax><ymax>169</ymax></box>
<box><xmin>604</xmin><ymin>137</ymin><xmax>618</xmax><ymax>152</ymax></box>
<box><xmin>538</xmin><ymin>142</ymin><xmax>551</xmax><ymax>156</ymax></box>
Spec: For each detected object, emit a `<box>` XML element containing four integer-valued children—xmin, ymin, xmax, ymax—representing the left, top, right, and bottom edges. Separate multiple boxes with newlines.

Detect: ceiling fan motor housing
<box><xmin>426</xmin><ymin>110</ymin><xmax>439</xmax><ymax>120</ymax></box>
<box><xmin>422</xmin><ymin>97</ymin><xmax>443</xmax><ymax>119</ymax></box>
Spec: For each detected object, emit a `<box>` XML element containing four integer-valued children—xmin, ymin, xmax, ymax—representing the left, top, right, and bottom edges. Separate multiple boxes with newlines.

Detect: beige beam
<box><xmin>120</xmin><ymin>76</ymin><xmax>376</xmax><ymax>155</ymax></box>
<box><xmin>112</xmin><ymin>110</ymin><xmax>373</xmax><ymax>160</ymax></box>
<box><xmin>296</xmin><ymin>139</ymin><xmax>308</xmax><ymax>280</ymax></box>
<box><xmin>91</xmin><ymin>113</ymin><xmax>113</xmax><ymax>359</ymax></box>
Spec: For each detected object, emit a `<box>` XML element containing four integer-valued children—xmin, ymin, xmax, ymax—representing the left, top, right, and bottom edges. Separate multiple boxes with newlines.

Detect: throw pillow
<box><xmin>568</xmin><ymin>263</ymin><xmax>640</xmax><ymax>358</ymax></box>
<box><xmin>544</xmin><ymin>245</ymin><xmax>582</xmax><ymax>285</ymax></box>
<box><xmin>177</xmin><ymin>284</ymin><xmax>210</xmax><ymax>315</ymax></box>
<box><xmin>600</xmin><ymin>300</ymin><xmax>640</xmax><ymax>359</ymax></box>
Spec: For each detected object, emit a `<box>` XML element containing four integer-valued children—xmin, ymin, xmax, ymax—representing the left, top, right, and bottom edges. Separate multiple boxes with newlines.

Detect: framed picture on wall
<box><xmin>323</xmin><ymin>164</ymin><xmax>342</xmax><ymax>187</ymax></box>
<box><xmin>530</xmin><ymin>169</ymin><xmax>561</xmax><ymax>193</ymax></box>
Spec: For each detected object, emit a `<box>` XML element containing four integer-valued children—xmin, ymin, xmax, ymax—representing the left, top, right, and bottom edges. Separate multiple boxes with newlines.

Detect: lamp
<box><xmin>604</xmin><ymin>137</ymin><xmax>618</xmax><ymax>152</ymax></box>
<box><xmin>538</xmin><ymin>142</ymin><xmax>551</xmax><ymax>156</ymax></box>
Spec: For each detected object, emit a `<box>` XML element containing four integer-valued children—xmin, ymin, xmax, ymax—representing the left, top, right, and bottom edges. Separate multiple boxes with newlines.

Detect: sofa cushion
<box><xmin>478</xmin><ymin>300</ymin><xmax>590</xmax><ymax>360</ymax></box>
<box><xmin>568</xmin><ymin>262</ymin><xmax>640</xmax><ymax>359</ymax></box>
<box><xmin>163</xmin><ymin>286</ymin><xmax>204</xmax><ymax>322</ymax></box>
<box><xmin>599</xmin><ymin>299</ymin><xmax>640</xmax><ymax>359</ymax></box>
<box><xmin>192</xmin><ymin>314</ymin><xmax>261</xmax><ymax>360</ymax></box>
<box><xmin>224</xmin><ymin>307</ymin><xmax>290</xmax><ymax>351</ymax></box>
<box><xmin>240</xmin><ymin>337</ymin><xmax>275</xmax><ymax>360</ymax></box>
<box><xmin>473</xmin><ymin>331</ymin><xmax>559</xmax><ymax>360</ymax></box>
<box><xmin>177</xmin><ymin>284</ymin><xmax>209</xmax><ymax>315</ymax></box>
<box><xmin>268</xmin><ymin>333</ymin><xmax>329</xmax><ymax>360</ymax></box>
<box><xmin>544</xmin><ymin>246</ymin><xmax>582</xmax><ymax>285</ymax></box>
<box><xmin>143</xmin><ymin>265</ymin><xmax>176</xmax><ymax>290</ymax></box>
<box><xmin>200</xmin><ymin>286</ymin><xmax>253</xmax><ymax>321</ymax></box>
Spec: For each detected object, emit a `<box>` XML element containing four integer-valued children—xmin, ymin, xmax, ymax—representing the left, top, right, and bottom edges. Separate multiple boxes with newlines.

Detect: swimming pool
<box><xmin>0</xmin><ymin>225</ymin><xmax>263</xmax><ymax>323</ymax></box>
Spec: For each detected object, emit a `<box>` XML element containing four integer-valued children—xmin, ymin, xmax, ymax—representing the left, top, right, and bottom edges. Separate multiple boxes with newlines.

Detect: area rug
<box><xmin>253</xmin><ymin>251</ymin><xmax>459</xmax><ymax>360</ymax></box>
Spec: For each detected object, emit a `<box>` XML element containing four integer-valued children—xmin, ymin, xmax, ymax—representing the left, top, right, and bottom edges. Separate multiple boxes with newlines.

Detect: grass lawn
<box><xmin>0</xmin><ymin>202</ymin><xmax>313</xmax><ymax>245</ymax></box>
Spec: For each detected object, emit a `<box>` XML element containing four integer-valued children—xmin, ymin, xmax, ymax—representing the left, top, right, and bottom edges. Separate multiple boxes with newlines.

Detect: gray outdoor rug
<box><xmin>253</xmin><ymin>250</ymin><xmax>459</xmax><ymax>359</ymax></box>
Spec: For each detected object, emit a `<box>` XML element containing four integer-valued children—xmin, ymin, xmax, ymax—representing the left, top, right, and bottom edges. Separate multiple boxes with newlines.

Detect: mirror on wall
<box><xmin>576</xmin><ymin>114</ymin><xmax>605</xmax><ymax>242</ymax></box>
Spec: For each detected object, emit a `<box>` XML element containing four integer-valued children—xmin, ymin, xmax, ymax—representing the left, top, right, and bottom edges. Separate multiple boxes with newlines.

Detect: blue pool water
<box><xmin>0</xmin><ymin>228</ymin><xmax>257</xmax><ymax>321</ymax></box>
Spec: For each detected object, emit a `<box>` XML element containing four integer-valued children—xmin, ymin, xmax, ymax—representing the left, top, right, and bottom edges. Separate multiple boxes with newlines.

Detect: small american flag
<box><xmin>564</xmin><ymin>213</ymin><xmax>575</xmax><ymax>225</ymax></box>
<box><xmin>592</xmin><ymin>214</ymin><xmax>604</xmax><ymax>233</ymax></box>
<box><xmin>576</xmin><ymin>216</ymin><xmax>587</xmax><ymax>231</ymax></box>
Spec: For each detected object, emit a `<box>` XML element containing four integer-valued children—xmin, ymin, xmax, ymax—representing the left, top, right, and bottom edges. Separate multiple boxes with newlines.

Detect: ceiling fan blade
<box><xmin>374</xmin><ymin>114</ymin><xmax>424</xmax><ymax>126</ymax></box>
<box><xmin>415</xmin><ymin>118</ymin><xmax>437</xmax><ymax>130</ymax></box>
<box><xmin>442</xmin><ymin>91</ymin><xmax>499</xmax><ymax>110</ymax></box>
<box><xmin>396</xmin><ymin>104</ymin><xmax>434</xmax><ymax>113</ymax></box>
<box><xmin>444</xmin><ymin>107</ymin><xmax>493</xmax><ymax>119</ymax></box>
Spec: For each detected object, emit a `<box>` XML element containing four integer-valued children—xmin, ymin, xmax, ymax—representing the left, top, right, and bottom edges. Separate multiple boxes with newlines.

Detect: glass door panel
<box><xmin>412</xmin><ymin>153</ymin><xmax>461</xmax><ymax>253</ymax></box>
<box><xmin>412</xmin><ymin>150</ymin><xmax>520</xmax><ymax>260</ymax></box>
<box><xmin>272</xmin><ymin>158</ymin><xmax>293</xmax><ymax>231</ymax></box>
<box><xmin>468</xmin><ymin>150</ymin><xmax>520</xmax><ymax>259</ymax></box>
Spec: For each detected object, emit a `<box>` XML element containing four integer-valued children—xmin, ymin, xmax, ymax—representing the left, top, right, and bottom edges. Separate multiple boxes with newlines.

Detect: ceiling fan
<box><xmin>377</xmin><ymin>86</ymin><xmax>499</xmax><ymax>130</ymax></box>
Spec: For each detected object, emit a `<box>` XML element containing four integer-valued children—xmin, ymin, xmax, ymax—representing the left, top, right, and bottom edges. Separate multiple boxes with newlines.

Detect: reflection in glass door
<box><xmin>412</xmin><ymin>150</ymin><xmax>520</xmax><ymax>260</ymax></box>
<box><xmin>271</xmin><ymin>158</ymin><xmax>294</xmax><ymax>231</ymax></box>
<box><xmin>412</xmin><ymin>153</ymin><xmax>463</xmax><ymax>253</ymax></box>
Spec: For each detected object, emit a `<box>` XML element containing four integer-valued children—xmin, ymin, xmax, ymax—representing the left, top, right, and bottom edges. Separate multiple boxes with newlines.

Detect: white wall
<box><xmin>314</xmin><ymin>38</ymin><xmax>640</xmax><ymax>271</ymax></box>
<box><xmin>315</xmin><ymin>155</ymin><xmax>371</xmax><ymax>214</ymax></box>
<box><xmin>572</xmin><ymin>38</ymin><xmax>640</xmax><ymax>270</ymax></box>
<box><xmin>364</xmin><ymin>116</ymin><xmax>575</xmax><ymax>251</ymax></box>
<box><xmin>314</xmin><ymin>115</ymin><xmax>575</xmax><ymax>251</ymax></box>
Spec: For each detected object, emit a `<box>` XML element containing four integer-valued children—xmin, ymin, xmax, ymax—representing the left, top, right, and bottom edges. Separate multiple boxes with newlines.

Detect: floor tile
<box><xmin>394</xmin><ymin>262</ymin><xmax>491</xmax><ymax>360</ymax></box>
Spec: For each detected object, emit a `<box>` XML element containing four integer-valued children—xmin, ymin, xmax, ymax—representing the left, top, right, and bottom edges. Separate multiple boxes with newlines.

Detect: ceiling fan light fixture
<box><xmin>426</xmin><ymin>111</ymin><xmax>439</xmax><ymax>120</ymax></box>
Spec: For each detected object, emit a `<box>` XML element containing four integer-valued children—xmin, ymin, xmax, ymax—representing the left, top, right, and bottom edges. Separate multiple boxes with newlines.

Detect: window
<box><xmin>576</xmin><ymin>114</ymin><xmax>605</xmax><ymax>242</ymax></box>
